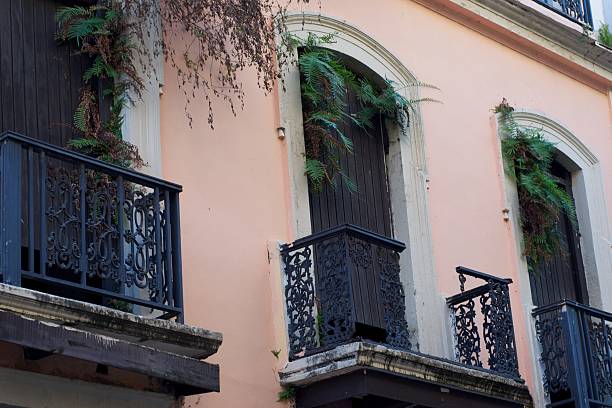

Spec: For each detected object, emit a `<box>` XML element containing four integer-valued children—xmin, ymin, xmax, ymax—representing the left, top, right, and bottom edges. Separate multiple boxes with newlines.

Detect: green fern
<box><xmin>498</xmin><ymin>99</ymin><xmax>578</xmax><ymax>272</ymax></box>
<box><xmin>305</xmin><ymin>159</ymin><xmax>327</xmax><ymax>192</ymax></box>
<box><xmin>296</xmin><ymin>33</ymin><xmax>439</xmax><ymax>191</ymax></box>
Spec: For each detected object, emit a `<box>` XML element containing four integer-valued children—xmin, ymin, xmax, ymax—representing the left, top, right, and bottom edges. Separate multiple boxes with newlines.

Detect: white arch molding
<box><xmin>278</xmin><ymin>13</ymin><xmax>449</xmax><ymax>357</ymax></box>
<box><xmin>498</xmin><ymin>110</ymin><xmax>612</xmax><ymax>407</ymax></box>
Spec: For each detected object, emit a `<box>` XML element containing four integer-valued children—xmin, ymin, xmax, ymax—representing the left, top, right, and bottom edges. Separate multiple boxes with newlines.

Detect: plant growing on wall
<box><xmin>496</xmin><ymin>99</ymin><xmax>577</xmax><ymax>271</ymax></box>
<box><xmin>56</xmin><ymin>3</ymin><xmax>144</xmax><ymax>168</ymax></box>
<box><xmin>598</xmin><ymin>24</ymin><xmax>612</xmax><ymax>48</ymax></box>
<box><xmin>56</xmin><ymin>0</ymin><xmax>314</xmax><ymax>167</ymax></box>
<box><xmin>295</xmin><ymin>34</ymin><xmax>438</xmax><ymax>191</ymax></box>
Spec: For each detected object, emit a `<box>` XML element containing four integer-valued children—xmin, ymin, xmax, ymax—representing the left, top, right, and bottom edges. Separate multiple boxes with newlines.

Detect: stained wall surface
<box><xmin>159</xmin><ymin>1</ymin><xmax>612</xmax><ymax>406</ymax></box>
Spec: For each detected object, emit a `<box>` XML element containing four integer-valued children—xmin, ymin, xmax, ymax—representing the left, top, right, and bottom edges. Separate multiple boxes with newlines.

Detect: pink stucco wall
<box><xmin>160</xmin><ymin>1</ymin><xmax>612</xmax><ymax>406</ymax></box>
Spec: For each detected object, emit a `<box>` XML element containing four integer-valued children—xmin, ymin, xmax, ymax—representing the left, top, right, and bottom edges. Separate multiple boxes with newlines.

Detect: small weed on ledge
<box><xmin>278</xmin><ymin>385</ymin><xmax>296</xmax><ymax>402</ymax></box>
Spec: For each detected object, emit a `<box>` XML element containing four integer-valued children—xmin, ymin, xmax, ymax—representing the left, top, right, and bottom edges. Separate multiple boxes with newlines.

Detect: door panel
<box><xmin>529</xmin><ymin>161</ymin><xmax>588</xmax><ymax>307</ymax></box>
<box><xmin>0</xmin><ymin>0</ymin><xmax>90</xmax><ymax>145</ymax></box>
<box><xmin>308</xmin><ymin>89</ymin><xmax>393</xmax><ymax>237</ymax></box>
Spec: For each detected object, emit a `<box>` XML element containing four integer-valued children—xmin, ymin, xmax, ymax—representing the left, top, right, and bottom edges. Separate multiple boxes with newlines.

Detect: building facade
<box><xmin>1</xmin><ymin>0</ymin><xmax>611</xmax><ymax>407</ymax></box>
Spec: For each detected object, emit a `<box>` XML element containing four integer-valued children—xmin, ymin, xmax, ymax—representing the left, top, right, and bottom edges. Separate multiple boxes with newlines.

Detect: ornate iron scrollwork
<box><xmin>282</xmin><ymin>226</ymin><xmax>410</xmax><ymax>360</ymax></box>
<box><xmin>46</xmin><ymin>165</ymin><xmax>81</xmax><ymax>272</ymax></box>
<box><xmin>588</xmin><ymin>319</ymin><xmax>612</xmax><ymax>400</ymax></box>
<box><xmin>124</xmin><ymin>188</ymin><xmax>160</xmax><ymax>297</ymax></box>
<box><xmin>282</xmin><ymin>245</ymin><xmax>317</xmax><ymax>359</ymax></box>
<box><xmin>379</xmin><ymin>246</ymin><xmax>411</xmax><ymax>350</ymax></box>
<box><xmin>316</xmin><ymin>234</ymin><xmax>353</xmax><ymax>348</ymax></box>
<box><xmin>535</xmin><ymin>311</ymin><xmax>569</xmax><ymax>395</ymax></box>
<box><xmin>448</xmin><ymin>267</ymin><xmax>521</xmax><ymax>379</ymax></box>
<box><xmin>453</xmin><ymin>298</ymin><xmax>482</xmax><ymax>367</ymax></box>
<box><xmin>481</xmin><ymin>281</ymin><xmax>519</xmax><ymax>377</ymax></box>
<box><xmin>85</xmin><ymin>175</ymin><xmax>121</xmax><ymax>282</ymax></box>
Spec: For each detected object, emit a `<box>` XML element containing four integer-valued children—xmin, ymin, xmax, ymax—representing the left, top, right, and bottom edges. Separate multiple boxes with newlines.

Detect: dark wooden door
<box><xmin>529</xmin><ymin>161</ymin><xmax>588</xmax><ymax>307</ymax></box>
<box><xmin>308</xmin><ymin>90</ymin><xmax>393</xmax><ymax>237</ymax></box>
<box><xmin>0</xmin><ymin>0</ymin><xmax>91</xmax><ymax>145</ymax></box>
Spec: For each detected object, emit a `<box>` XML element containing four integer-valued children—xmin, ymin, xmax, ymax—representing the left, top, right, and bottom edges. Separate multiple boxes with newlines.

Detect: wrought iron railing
<box><xmin>447</xmin><ymin>266</ymin><xmax>521</xmax><ymax>379</ymax></box>
<box><xmin>533</xmin><ymin>0</ymin><xmax>593</xmax><ymax>28</ymax></box>
<box><xmin>0</xmin><ymin>131</ymin><xmax>183</xmax><ymax>320</ymax></box>
<box><xmin>534</xmin><ymin>301</ymin><xmax>612</xmax><ymax>407</ymax></box>
<box><xmin>281</xmin><ymin>224</ymin><xmax>411</xmax><ymax>360</ymax></box>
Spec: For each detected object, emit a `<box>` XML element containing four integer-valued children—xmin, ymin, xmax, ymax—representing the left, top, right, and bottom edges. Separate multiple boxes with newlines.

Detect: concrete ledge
<box><xmin>280</xmin><ymin>342</ymin><xmax>532</xmax><ymax>407</ymax></box>
<box><xmin>0</xmin><ymin>283</ymin><xmax>221</xmax><ymax>359</ymax></box>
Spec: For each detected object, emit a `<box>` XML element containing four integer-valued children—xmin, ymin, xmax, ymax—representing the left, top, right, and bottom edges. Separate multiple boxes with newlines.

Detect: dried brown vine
<box><xmin>122</xmin><ymin>0</ymin><xmax>313</xmax><ymax>127</ymax></box>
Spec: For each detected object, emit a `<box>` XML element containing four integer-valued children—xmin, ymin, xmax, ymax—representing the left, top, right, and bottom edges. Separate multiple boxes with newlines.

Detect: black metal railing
<box><xmin>447</xmin><ymin>266</ymin><xmax>521</xmax><ymax>379</ymax></box>
<box><xmin>281</xmin><ymin>224</ymin><xmax>411</xmax><ymax>360</ymax></box>
<box><xmin>0</xmin><ymin>131</ymin><xmax>183</xmax><ymax>320</ymax></box>
<box><xmin>534</xmin><ymin>301</ymin><xmax>612</xmax><ymax>407</ymax></box>
<box><xmin>533</xmin><ymin>0</ymin><xmax>593</xmax><ymax>28</ymax></box>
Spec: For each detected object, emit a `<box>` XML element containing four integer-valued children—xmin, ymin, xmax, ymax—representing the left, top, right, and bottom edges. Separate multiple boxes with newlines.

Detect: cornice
<box><xmin>412</xmin><ymin>0</ymin><xmax>612</xmax><ymax>92</ymax></box>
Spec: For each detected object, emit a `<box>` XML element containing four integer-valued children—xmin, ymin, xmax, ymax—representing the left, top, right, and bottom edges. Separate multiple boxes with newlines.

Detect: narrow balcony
<box><xmin>280</xmin><ymin>225</ymin><xmax>531</xmax><ymax>407</ymax></box>
<box><xmin>532</xmin><ymin>0</ymin><xmax>593</xmax><ymax>28</ymax></box>
<box><xmin>0</xmin><ymin>131</ymin><xmax>220</xmax><ymax>396</ymax></box>
<box><xmin>446</xmin><ymin>266</ymin><xmax>521</xmax><ymax>380</ymax></box>
<box><xmin>534</xmin><ymin>301</ymin><xmax>612</xmax><ymax>407</ymax></box>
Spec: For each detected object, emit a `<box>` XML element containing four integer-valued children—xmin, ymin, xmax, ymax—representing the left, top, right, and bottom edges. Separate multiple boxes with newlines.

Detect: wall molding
<box><xmin>412</xmin><ymin>0</ymin><xmax>612</xmax><ymax>93</ymax></box>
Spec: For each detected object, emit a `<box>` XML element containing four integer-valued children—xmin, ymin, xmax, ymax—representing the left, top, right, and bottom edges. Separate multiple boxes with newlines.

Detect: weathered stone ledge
<box><xmin>0</xmin><ymin>283</ymin><xmax>222</xmax><ymax>359</ymax></box>
<box><xmin>280</xmin><ymin>342</ymin><xmax>532</xmax><ymax>407</ymax></box>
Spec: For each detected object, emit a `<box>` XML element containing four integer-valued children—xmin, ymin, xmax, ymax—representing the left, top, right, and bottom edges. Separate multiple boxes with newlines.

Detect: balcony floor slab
<box><xmin>0</xmin><ymin>283</ymin><xmax>222</xmax><ymax>396</ymax></box>
<box><xmin>280</xmin><ymin>342</ymin><xmax>532</xmax><ymax>408</ymax></box>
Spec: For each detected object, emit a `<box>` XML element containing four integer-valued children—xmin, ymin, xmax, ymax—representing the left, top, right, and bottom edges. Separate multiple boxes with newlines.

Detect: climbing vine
<box><xmin>295</xmin><ymin>34</ymin><xmax>438</xmax><ymax>191</ymax></box>
<box><xmin>497</xmin><ymin>99</ymin><xmax>577</xmax><ymax>271</ymax></box>
<box><xmin>56</xmin><ymin>0</ymin><xmax>313</xmax><ymax>167</ymax></box>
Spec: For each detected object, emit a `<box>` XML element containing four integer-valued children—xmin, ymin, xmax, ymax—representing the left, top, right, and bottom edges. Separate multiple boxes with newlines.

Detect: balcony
<box><xmin>0</xmin><ymin>131</ymin><xmax>220</xmax><ymax>396</ymax></box>
<box><xmin>534</xmin><ymin>301</ymin><xmax>612</xmax><ymax>407</ymax></box>
<box><xmin>532</xmin><ymin>0</ymin><xmax>593</xmax><ymax>28</ymax></box>
<box><xmin>280</xmin><ymin>225</ymin><xmax>531</xmax><ymax>407</ymax></box>
<box><xmin>0</xmin><ymin>131</ymin><xmax>182</xmax><ymax>319</ymax></box>
<box><xmin>281</xmin><ymin>224</ymin><xmax>410</xmax><ymax>360</ymax></box>
<box><xmin>447</xmin><ymin>266</ymin><xmax>521</xmax><ymax>380</ymax></box>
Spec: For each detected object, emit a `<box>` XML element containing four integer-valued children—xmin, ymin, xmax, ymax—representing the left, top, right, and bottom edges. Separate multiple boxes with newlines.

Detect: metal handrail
<box><xmin>0</xmin><ymin>131</ymin><xmax>182</xmax><ymax>192</ymax></box>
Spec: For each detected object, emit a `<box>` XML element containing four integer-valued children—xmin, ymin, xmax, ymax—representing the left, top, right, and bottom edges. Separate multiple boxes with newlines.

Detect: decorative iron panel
<box><xmin>281</xmin><ymin>225</ymin><xmax>409</xmax><ymax>360</ymax></box>
<box><xmin>533</xmin><ymin>301</ymin><xmax>612</xmax><ymax>407</ymax></box>
<box><xmin>447</xmin><ymin>266</ymin><xmax>521</xmax><ymax>380</ymax></box>
<box><xmin>535</xmin><ymin>310</ymin><xmax>570</xmax><ymax>395</ymax></box>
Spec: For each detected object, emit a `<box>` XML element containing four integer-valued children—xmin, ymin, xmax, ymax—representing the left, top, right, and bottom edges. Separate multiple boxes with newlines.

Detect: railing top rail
<box><xmin>456</xmin><ymin>266</ymin><xmax>513</xmax><ymax>285</ymax></box>
<box><xmin>532</xmin><ymin>299</ymin><xmax>612</xmax><ymax>320</ymax></box>
<box><xmin>446</xmin><ymin>283</ymin><xmax>491</xmax><ymax>306</ymax></box>
<box><xmin>281</xmin><ymin>223</ymin><xmax>406</xmax><ymax>253</ymax></box>
<box><xmin>0</xmin><ymin>131</ymin><xmax>183</xmax><ymax>192</ymax></box>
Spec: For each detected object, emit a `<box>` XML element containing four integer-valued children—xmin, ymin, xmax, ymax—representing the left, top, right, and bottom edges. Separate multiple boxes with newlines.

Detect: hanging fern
<box><xmin>56</xmin><ymin>1</ymin><xmax>144</xmax><ymax>168</ymax></box>
<box><xmin>497</xmin><ymin>99</ymin><xmax>577</xmax><ymax>272</ymax></box>
<box><xmin>296</xmin><ymin>33</ymin><xmax>438</xmax><ymax>191</ymax></box>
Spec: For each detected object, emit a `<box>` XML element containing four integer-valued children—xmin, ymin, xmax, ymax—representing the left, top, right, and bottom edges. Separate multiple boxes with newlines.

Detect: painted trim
<box><xmin>122</xmin><ymin>3</ymin><xmax>164</xmax><ymax>177</ymax></box>
<box><xmin>278</xmin><ymin>13</ymin><xmax>450</xmax><ymax>358</ymax></box>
